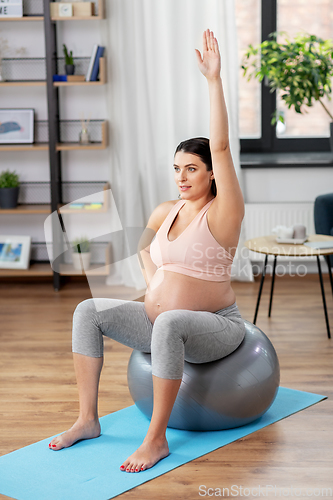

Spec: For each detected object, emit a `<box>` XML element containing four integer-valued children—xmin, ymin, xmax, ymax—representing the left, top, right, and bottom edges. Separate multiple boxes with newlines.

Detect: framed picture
<box><xmin>0</xmin><ymin>109</ymin><xmax>34</xmax><ymax>144</ymax></box>
<box><xmin>0</xmin><ymin>235</ymin><xmax>31</xmax><ymax>269</ymax></box>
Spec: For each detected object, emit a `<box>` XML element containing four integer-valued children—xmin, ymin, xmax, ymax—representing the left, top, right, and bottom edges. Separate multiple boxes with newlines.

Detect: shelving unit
<box><xmin>0</xmin><ymin>144</ymin><xmax>49</xmax><ymax>151</ymax></box>
<box><xmin>59</xmin><ymin>242</ymin><xmax>112</xmax><ymax>276</ymax></box>
<box><xmin>59</xmin><ymin>181</ymin><xmax>110</xmax><ymax>213</ymax></box>
<box><xmin>0</xmin><ymin>81</ymin><xmax>46</xmax><ymax>87</ymax></box>
<box><xmin>56</xmin><ymin>120</ymin><xmax>108</xmax><ymax>150</ymax></box>
<box><xmin>0</xmin><ymin>16</ymin><xmax>44</xmax><ymax>21</ymax></box>
<box><xmin>0</xmin><ymin>264</ymin><xmax>53</xmax><ymax>277</ymax></box>
<box><xmin>0</xmin><ymin>205</ymin><xmax>51</xmax><ymax>214</ymax></box>
<box><xmin>50</xmin><ymin>0</ymin><xmax>104</xmax><ymax>21</ymax></box>
<box><xmin>0</xmin><ymin>0</ymin><xmax>104</xmax><ymax>22</ymax></box>
<box><xmin>0</xmin><ymin>0</ymin><xmax>107</xmax><ymax>290</ymax></box>
<box><xmin>54</xmin><ymin>57</ymin><xmax>106</xmax><ymax>86</ymax></box>
<box><xmin>0</xmin><ymin>56</ymin><xmax>105</xmax><ymax>87</ymax></box>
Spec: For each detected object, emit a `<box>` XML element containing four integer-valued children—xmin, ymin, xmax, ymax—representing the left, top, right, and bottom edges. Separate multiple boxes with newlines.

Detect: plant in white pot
<box><xmin>241</xmin><ymin>32</ymin><xmax>333</xmax><ymax>148</ymax></box>
<box><xmin>0</xmin><ymin>170</ymin><xmax>20</xmax><ymax>208</ymax></box>
<box><xmin>71</xmin><ymin>237</ymin><xmax>91</xmax><ymax>271</ymax></box>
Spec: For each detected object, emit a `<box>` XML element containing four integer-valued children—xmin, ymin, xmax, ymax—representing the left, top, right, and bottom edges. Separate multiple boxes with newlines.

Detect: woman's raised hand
<box><xmin>195</xmin><ymin>29</ymin><xmax>221</xmax><ymax>80</ymax></box>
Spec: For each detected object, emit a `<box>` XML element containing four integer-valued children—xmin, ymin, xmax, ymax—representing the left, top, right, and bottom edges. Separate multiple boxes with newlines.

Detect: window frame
<box><xmin>240</xmin><ymin>0</ymin><xmax>332</xmax><ymax>154</ymax></box>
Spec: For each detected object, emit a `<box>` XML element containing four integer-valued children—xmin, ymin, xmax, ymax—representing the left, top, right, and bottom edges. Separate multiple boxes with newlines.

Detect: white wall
<box><xmin>243</xmin><ymin>167</ymin><xmax>333</xmax><ymax>204</ymax></box>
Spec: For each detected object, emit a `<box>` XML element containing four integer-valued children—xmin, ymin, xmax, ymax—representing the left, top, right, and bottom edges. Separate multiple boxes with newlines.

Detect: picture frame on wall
<box><xmin>0</xmin><ymin>235</ymin><xmax>31</xmax><ymax>269</ymax></box>
<box><xmin>0</xmin><ymin>109</ymin><xmax>34</xmax><ymax>144</ymax></box>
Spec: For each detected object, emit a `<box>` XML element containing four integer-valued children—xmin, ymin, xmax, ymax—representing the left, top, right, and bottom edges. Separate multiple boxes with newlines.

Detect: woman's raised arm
<box><xmin>196</xmin><ymin>29</ymin><xmax>244</xmax><ymax>224</ymax></box>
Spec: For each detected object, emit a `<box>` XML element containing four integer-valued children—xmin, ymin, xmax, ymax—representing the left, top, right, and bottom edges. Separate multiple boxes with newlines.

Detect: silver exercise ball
<box><xmin>127</xmin><ymin>320</ymin><xmax>280</xmax><ymax>431</ymax></box>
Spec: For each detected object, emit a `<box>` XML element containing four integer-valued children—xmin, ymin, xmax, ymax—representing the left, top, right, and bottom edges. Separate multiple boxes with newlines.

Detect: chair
<box><xmin>314</xmin><ymin>193</ymin><xmax>333</xmax><ymax>269</ymax></box>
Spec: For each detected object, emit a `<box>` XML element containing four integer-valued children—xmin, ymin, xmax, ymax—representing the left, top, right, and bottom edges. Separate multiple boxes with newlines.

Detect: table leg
<box><xmin>253</xmin><ymin>254</ymin><xmax>268</xmax><ymax>325</ymax></box>
<box><xmin>268</xmin><ymin>255</ymin><xmax>277</xmax><ymax>318</ymax></box>
<box><xmin>324</xmin><ymin>255</ymin><xmax>333</xmax><ymax>297</ymax></box>
<box><xmin>317</xmin><ymin>255</ymin><xmax>331</xmax><ymax>339</ymax></box>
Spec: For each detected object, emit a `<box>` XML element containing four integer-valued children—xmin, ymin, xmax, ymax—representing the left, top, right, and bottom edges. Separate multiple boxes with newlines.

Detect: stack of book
<box><xmin>67</xmin><ymin>203</ymin><xmax>103</xmax><ymax>210</ymax></box>
<box><xmin>86</xmin><ymin>45</ymin><xmax>105</xmax><ymax>82</ymax></box>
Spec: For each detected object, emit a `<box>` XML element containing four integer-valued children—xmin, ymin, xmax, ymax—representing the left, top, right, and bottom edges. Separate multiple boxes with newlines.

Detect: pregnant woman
<box><xmin>49</xmin><ymin>29</ymin><xmax>246</xmax><ymax>473</ymax></box>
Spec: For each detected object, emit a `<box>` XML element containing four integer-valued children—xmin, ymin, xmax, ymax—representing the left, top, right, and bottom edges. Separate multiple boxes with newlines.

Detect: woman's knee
<box><xmin>73</xmin><ymin>298</ymin><xmax>96</xmax><ymax>319</ymax></box>
<box><xmin>152</xmin><ymin>310</ymin><xmax>187</xmax><ymax>343</ymax></box>
<box><xmin>72</xmin><ymin>299</ymin><xmax>103</xmax><ymax>357</ymax></box>
<box><xmin>73</xmin><ymin>298</ymin><xmax>100</xmax><ymax>330</ymax></box>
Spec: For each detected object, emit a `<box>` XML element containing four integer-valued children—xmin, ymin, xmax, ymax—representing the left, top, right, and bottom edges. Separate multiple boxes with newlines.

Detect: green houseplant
<box><xmin>71</xmin><ymin>237</ymin><xmax>91</xmax><ymax>271</ymax></box>
<box><xmin>63</xmin><ymin>43</ymin><xmax>75</xmax><ymax>75</ymax></box>
<box><xmin>242</xmin><ymin>32</ymin><xmax>333</xmax><ymax>148</ymax></box>
<box><xmin>0</xmin><ymin>169</ymin><xmax>20</xmax><ymax>208</ymax></box>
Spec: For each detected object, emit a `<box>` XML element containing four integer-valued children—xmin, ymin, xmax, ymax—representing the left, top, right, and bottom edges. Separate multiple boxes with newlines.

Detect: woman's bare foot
<box><xmin>48</xmin><ymin>417</ymin><xmax>101</xmax><ymax>451</ymax></box>
<box><xmin>120</xmin><ymin>437</ymin><xmax>169</xmax><ymax>472</ymax></box>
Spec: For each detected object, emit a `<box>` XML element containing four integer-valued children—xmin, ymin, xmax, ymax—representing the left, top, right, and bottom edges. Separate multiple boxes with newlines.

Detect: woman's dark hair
<box><xmin>174</xmin><ymin>137</ymin><xmax>216</xmax><ymax>196</ymax></box>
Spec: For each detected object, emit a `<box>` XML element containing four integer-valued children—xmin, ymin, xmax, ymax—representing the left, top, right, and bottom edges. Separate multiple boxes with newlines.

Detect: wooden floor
<box><xmin>0</xmin><ymin>274</ymin><xmax>332</xmax><ymax>499</ymax></box>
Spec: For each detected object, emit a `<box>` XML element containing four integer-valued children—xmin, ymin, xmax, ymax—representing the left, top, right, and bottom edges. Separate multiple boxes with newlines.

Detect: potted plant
<box><xmin>0</xmin><ymin>169</ymin><xmax>20</xmax><ymax>209</ymax></box>
<box><xmin>63</xmin><ymin>43</ymin><xmax>75</xmax><ymax>75</ymax></box>
<box><xmin>241</xmin><ymin>32</ymin><xmax>333</xmax><ymax>149</ymax></box>
<box><xmin>71</xmin><ymin>237</ymin><xmax>91</xmax><ymax>271</ymax></box>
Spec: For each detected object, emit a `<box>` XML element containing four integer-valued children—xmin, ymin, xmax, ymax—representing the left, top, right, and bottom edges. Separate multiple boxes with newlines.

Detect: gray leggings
<box><xmin>72</xmin><ymin>299</ymin><xmax>246</xmax><ymax>380</ymax></box>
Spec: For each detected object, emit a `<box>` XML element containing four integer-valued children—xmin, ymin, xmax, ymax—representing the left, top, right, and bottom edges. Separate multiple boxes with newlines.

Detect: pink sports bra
<box><xmin>149</xmin><ymin>198</ymin><xmax>234</xmax><ymax>282</ymax></box>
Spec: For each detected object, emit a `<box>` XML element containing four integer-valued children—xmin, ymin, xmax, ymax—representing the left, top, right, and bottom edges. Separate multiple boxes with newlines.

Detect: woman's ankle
<box><xmin>77</xmin><ymin>413</ymin><xmax>99</xmax><ymax>424</ymax></box>
<box><xmin>143</xmin><ymin>432</ymin><xmax>167</xmax><ymax>446</ymax></box>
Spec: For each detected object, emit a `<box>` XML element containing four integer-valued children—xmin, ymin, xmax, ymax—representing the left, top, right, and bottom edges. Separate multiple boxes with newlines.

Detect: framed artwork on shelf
<box><xmin>0</xmin><ymin>109</ymin><xmax>34</xmax><ymax>144</ymax></box>
<box><xmin>0</xmin><ymin>235</ymin><xmax>31</xmax><ymax>269</ymax></box>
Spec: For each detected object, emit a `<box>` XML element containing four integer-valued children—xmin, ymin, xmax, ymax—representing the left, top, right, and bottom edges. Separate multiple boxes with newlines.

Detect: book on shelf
<box><xmin>67</xmin><ymin>75</ymin><xmax>86</xmax><ymax>82</ymax></box>
<box><xmin>86</xmin><ymin>46</ymin><xmax>105</xmax><ymax>82</ymax></box>
<box><xmin>86</xmin><ymin>44</ymin><xmax>98</xmax><ymax>81</ymax></box>
<box><xmin>53</xmin><ymin>75</ymin><xmax>67</xmax><ymax>82</ymax></box>
<box><xmin>67</xmin><ymin>203</ymin><xmax>103</xmax><ymax>210</ymax></box>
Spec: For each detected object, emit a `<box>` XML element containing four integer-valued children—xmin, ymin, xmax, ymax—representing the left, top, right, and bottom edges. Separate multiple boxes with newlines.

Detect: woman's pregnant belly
<box><xmin>144</xmin><ymin>269</ymin><xmax>236</xmax><ymax>324</ymax></box>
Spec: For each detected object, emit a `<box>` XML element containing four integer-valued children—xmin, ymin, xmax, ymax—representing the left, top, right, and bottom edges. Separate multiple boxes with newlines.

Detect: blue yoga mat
<box><xmin>0</xmin><ymin>387</ymin><xmax>326</xmax><ymax>500</ymax></box>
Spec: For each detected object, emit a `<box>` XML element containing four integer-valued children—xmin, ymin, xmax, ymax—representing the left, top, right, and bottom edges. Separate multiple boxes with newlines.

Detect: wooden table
<box><xmin>244</xmin><ymin>234</ymin><xmax>333</xmax><ymax>338</ymax></box>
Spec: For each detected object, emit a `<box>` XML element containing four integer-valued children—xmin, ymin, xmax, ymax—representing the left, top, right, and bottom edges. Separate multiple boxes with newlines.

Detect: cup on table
<box><xmin>292</xmin><ymin>224</ymin><xmax>306</xmax><ymax>239</ymax></box>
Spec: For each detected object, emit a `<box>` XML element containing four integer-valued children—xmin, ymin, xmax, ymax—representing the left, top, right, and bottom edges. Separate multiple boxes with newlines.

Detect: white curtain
<box><xmin>100</xmin><ymin>0</ymin><xmax>253</xmax><ymax>290</ymax></box>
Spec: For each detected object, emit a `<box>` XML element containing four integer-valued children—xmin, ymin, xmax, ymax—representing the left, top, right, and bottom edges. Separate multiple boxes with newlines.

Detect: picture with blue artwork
<box><xmin>0</xmin><ymin>242</ymin><xmax>23</xmax><ymax>262</ymax></box>
<box><xmin>0</xmin><ymin>236</ymin><xmax>31</xmax><ymax>269</ymax></box>
<box><xmin>0</xmin><ymin>109</ymin><xmax>34</xmax><ymax>144</ymax></box>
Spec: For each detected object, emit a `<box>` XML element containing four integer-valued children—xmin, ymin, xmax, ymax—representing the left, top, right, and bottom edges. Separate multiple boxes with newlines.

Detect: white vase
<box><xmin>72</xmin><ymin>252</ymin><xmax>91</xmax><ymax>271</ymax></box>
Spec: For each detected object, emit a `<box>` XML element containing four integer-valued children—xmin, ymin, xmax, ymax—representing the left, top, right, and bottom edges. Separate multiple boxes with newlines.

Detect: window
<box><xmin>276</xmin><ymin>0</ymin><xmax>333</xmax><ymax>139</ymax></box>
<box><xmin>235</xmin><ymin>0</ymin><xmax>261</xmax><ymax>139</ymax></box>
<box><xmin>236</xmin><ymin>0</ymin><xmax>333</xmax><ymax>153</ymax></box>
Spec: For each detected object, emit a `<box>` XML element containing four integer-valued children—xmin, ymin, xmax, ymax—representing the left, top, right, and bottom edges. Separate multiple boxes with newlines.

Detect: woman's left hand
<box><xmin>195</xmin><ymin>29</ymin><xmax>221</xmax><ymax>80</ymax></box>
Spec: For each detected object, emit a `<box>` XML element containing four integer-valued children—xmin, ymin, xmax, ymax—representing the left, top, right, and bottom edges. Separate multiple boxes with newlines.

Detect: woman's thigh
<box><xmin>150</xmin><ymin>302</ymin><xmax>245</xmax><ymax>374</ymax></box>
<box><xmin>176</xmin><ymin>302</ymin><xmax>246</xmax><ymax>364</ymax></box>
<box><xmin>185</xmin><ymin>304</ymin><xmax>245</xmax><ymax>363</ymax></box>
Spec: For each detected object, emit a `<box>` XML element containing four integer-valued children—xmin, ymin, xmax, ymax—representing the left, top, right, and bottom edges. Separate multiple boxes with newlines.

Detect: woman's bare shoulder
<box><xmin>146</xmin><ymin>199</ymin><xmax>179</xmax><ymax>232</ymax></box>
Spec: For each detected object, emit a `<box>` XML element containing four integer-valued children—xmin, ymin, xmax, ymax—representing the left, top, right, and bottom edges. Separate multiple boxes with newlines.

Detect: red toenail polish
<box><xmin>135</xmin><ymin>469</ymin><xmax>138</xmax><ymax>472</ymax></box>
<box><xmin>52</xmin><ymin>445</ymin><xmax>56</xmax><ymax>447</ymax></box>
